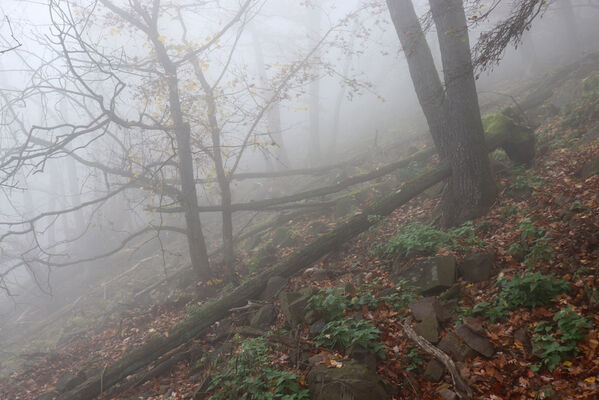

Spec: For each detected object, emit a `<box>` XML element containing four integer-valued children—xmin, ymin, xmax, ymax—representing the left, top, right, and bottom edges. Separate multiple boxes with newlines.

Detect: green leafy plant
<box><xmin>405</xmin><ymin>346</ymin><xmax>424</xmax><ymax>373</ymax></box>
<box><xmin>467</xmin><ymin>272</ymin><xmax>570</xmax><ymax>322</ymax></box>
<box><xmin>507</xmin><ymin>166</ymin><xmax>544</xmax><ymax>192</ymax></box>
<box><xmin>531</xmin><ymin>307</ymin><xmax>593</xmax><ymax>372</ymax></box>
<box><xmin>382</xmin><ymin>280</ymin><xmax>420</xmax><ymax>311</ymax></box>
<box><xmin>185</xmin><ymin>303</ymin><xmax>201</xmax><ymax>319</ymax></box>
<box><xmin>570</xmin><ymin>200</ymin><xmax>589</xmax><ymax>213</ymax></box>
<box><xmin>509</xmin><ymin>218</ymin><xmax>553</xmax><ymax>268</ymax></box>
<box><xmin>208</xmin><ymin>337</ymin><xmax>309</xmax><ymax>400</ymax></box>
<box><xmin>372</xmin><ymin>221</ymin><xmax>481</xmax><ymax>259</ymax></box>
<box><xmin>316</xmin><ymin>317</ymin><xmax>386</xmax><ymax>359</ymax></box>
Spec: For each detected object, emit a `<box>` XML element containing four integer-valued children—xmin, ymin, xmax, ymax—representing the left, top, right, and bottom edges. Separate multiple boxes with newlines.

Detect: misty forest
<box><xmin>1</xmin><ymin>0</ymin><xmax>599</xmax><ymax>399</ymax></box>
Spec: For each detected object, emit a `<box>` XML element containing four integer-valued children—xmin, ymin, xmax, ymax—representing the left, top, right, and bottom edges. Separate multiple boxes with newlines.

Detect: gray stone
<box><xmin>423</xmin><ymin>359</ymin><xmax>445</xmax><ymax>382</ymax></box>
<box><xmin>396</xmin><ymin>256</ymin><xmax>456</xmax><ymax>295</ymax></box>
<box><xmin>409</xmin><ymin>297</ymin><xmax>457</xmax><ymax>323</ymax></box>
<box><xmin>307</xmin><ymin>359</ymin><xmax>389</xmax><ymax>400</ymax></box>
<box><xmin>279</xmin><ymin>286</ymin><xmax>317</xmax><ymax>326</ymax></box>
<box><xmin>249</xmin><ymin>304</ymin><xmax>278</xmax><ymax>329</ymax></box>
<box><xmin>55</xmin><ymin>371</ymin><xmax>86</xmax><ymax>393</ymax></box>
<box><xmin>260</xmin><ymin>276</ymin><xmax>287</xmax><ymax>300</ymax></box>
<box><xmin>514</xmin><ymin>327</ymin><xmax>531</xmax><ymax>351</ymax></box>
<box><xmin>459</xmin><ymin>253</ymin><xmax>494</xmax><ymax>283</ymax></box>
<box><xmin>579</xmin><ymin>154</ymin><xmax>599</xmax><ymax>179</ymax></box>
<box><xmin>438</xmin><ymin>333</ymin><xmax>477</xmax><ymax>362</ymax></box>
<box><xmin>439</xmin><ymin>388</ymin><xmax>458</xmax><ymax>400</ymax></box>
<box><xmin>414</xmin><ymin>315</ymin><xmax>439</xmax><ymax>344</ymax></box>
<box><xmin>309</xmin><ymin>319</ymin><xmax>327</xmax><ymax>335</ymax></box>
<box><xmin>349</xmin><ymin>344</ymin><xmax>377</xmax><ymax>371</ymax></box>
<box><xmin>455</xmin><ymin>324</ymin><xmax>495</xmax><ymax>358</ymax></box>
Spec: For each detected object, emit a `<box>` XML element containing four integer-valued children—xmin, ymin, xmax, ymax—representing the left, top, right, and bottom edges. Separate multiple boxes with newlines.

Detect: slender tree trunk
<box><xmin>151</xmin><ymin>37</ymin><xmax>211</xmax><ymax>281</ymax></box>
<box><xmin>386</xmin><ymin>0</ymin><xmax>451</xmax><ymax>159</ymax></box>
<box><xmin>429</xmin><ymin>0</ymin><xmax>497</xmax><ymax>226</ymax></box>
<box><xmin>308</xmin><ymin>6</ymin><xmax>321</xmax><ymax>165</ymax></box>
<box><xmin>329</xmin><ymin>23</ymin><xmax>358</xmax><ymax>158</ymax></box>
<box><xmin>250</xmin><ymin>26</ymin><xmax>290</xmax><ymax>170</ymax></box>
<box><xmin>557</xmin><ymin>0</ymin><xmax>580</xmax><ymax>58</ymax></box>
<box><xmin>192</xmin><ymin>58</ymin><xmax>236</xmax><ymax>273</ymax></box>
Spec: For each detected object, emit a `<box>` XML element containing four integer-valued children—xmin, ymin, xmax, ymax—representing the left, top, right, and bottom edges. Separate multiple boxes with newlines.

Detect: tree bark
<box><xmin>429</xmin><ymin>0</ymin><xmax>497</xmax><ymax>226</ymax></box>
<box><xmin>386</xmin><ymin>0</ymin><xmax>451</xmax><ymax>159</ymax></box>
<box><xmin>150</xmin><ymin>33</ymin><xmax>211</xmax><ymax>281</ymax></box>
<box><xmin>250</xmin><ymin>25</ymin><xmax>290</xmax><ymax>169</ymax></box>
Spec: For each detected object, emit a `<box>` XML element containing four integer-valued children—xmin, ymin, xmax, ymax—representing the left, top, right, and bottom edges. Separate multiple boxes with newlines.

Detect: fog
<box><xmin>1</xmin><ymin>0</ymin><xmax>598</xmax><ymax>386</ymax></box>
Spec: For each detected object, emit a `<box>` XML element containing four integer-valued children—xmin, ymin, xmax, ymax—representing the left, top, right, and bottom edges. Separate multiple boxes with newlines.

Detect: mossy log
<box><xmin>58</xmin><ymin>129</ymin><xmax>518</xmax><ymax>400</ymax></box>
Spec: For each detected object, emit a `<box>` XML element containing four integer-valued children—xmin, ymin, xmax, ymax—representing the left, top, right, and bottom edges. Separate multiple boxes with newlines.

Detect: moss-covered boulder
<box><xmin>483</xmin><ymin>112</ymin><xmax>535</xmax><ymax>167</ymax></box>
<box><xmin>307</xmin><ymin>359</ymin><xmax>389</xmax><ymax>400</ymax></box>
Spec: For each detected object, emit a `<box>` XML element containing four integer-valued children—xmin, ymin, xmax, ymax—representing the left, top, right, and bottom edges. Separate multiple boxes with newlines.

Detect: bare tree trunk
<box><xmin>250</xmin><ymin>25</ymin><xmax>290</xmax><ymax>170</ymax></box>
<box><xmin>556</xmin><ymin>0</ymin><xmax>580</xmax><ymax>58</ymax></box>
<box><xmin>429</xmin><ymin>0</ymin><xmax>497</xmax><ymax>226</ymax></box>
<box><xmin>151</xmin><ymin>38</ymin><xmax>211</xmax><ymax>281</ymax></box>
<box><xmin>308</xmin><ymin>6</ymin><xmax>322</xmax><ymax>165</ymax></box>
<box><xmin>386</xmin><ymin>0</ymin><xmax>451</xmax><ymax>159</ymax></box>
<box><xmin>329</xmin><ymin>23</ymin><xmax>358</xmax><ymax>158</ymax></box>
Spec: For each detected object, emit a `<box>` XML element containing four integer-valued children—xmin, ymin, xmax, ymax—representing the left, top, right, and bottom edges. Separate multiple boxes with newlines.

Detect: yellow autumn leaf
<box><xmin>562</xmin><ymin>360</ymin><xmax>572</xmax><ymax>367</ymax></box>
<box><xmin>585</xmin><ymin>377</ymin><xmax>596</xmax><ymax>383</ymax></box>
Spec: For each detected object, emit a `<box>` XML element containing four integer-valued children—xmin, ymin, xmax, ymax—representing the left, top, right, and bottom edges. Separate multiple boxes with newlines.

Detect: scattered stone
<box><xmin>279</xmin><ymin>287</ymin><xmax>317</xmax><ymax>326</ymax></box>
<box><xmin>409</xmin><ymin>297</ymin><xmax>456</xmax><ymax>323</ymax></box>
<box><xmin>249</xmin><ymin>304</ymin><xmax>278</xmax><ymax>329</ymax></box>
<box><xmin>307</xmin><ymin>359</ymin><xmax>389</xmax><ymax>400</ymax></box>
<box><xmin>396</xmin><ymin>256</ymin><xmax>456</xmax><ymax>295</ymax></box>
<box><xmin>414</xmin><ymin>315</ymin><xmax>439</xmax><ymax>344</ymax></box>
<box><xmin>438</xmin><ymin>333</ymin><xmax>477</xmax><ymax>362</ymax></box>
<box><xmin>459</xmin><ymin>253</ymin><xmax>494</xmax><ymax>283</ymax></box>
<box><xmin>439</xmin><ymin>285</ymin><xmax>461</xmax><ymax>301</ymax></box>
<box><xmin>514</xmin><ymin>327</ymin><xmax>531</xmax><ymax>351</ymax></box>
<box><xmin>309</xmin><ymin>319</ymin><xmax>327</xmax><ymax>335</ymax></box>
<box><xmin>462</xmin><ymin>317</ymin><xmax>486</xmax><ymax>336</ymax></box>
<box><xmin>455</xmin><ymin>324</ymin><xmax>495</xmax><ymax>358</ymax></box>
<box><xmin>55</xmin><ymin>371</ymin><xmax>86</xmax><ymax>393</ymax></box>
<box><xmin>349</xmin><ymin>344</ymin><xmax>377</xmax><ymax>371</ymax></box>
<box><xmin>578</xmin><ymin>154</ymin><xmax>599</xmax><ymax>179</ymax></box>
<box><xmin>423</xmin><ymin>359</ymin><xmax>445</xmax><ymax>382</ymax></box>
<box><xmin>439</xmin><ymin>388</ymin><xmax>458</xmax><ymax>400</ymax></box>
<box><xmin>259</xmin><ymin>276</ymin><xmax>287</xmax><ymax>300</ymax></box>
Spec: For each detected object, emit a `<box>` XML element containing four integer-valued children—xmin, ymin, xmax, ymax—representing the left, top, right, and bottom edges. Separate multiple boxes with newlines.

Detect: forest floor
<box><xmin>2</xmin><ymin>60</ymin><xmax>599</xmax><ymax>400</ymax></box>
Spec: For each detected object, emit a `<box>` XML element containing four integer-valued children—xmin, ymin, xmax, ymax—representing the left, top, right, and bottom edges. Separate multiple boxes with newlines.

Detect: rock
<box><xmin>459</xmin><ymin>252</ymin><xmax>494</xmax><ymax>283</ymax></box>
<box><xmin>483</xmin><ymin>113</ymin><xmax>535</xmax><ymax>167</ymax></box>
<box><xmin>55</xmin><ymin>371</ymin><xmax>86</xmax><ymax>393</ymax></box>
<box><xmin>514</xmin><ymin>327</ymin><xmax>531</xmax><ymax>351</ymax></box>
<box><xmin>259</xmin><ymin>276</ymin><xmax>287</xmax><ymax>300</ymax></box>
<box><xmin>455</xmin><ymin>324</ymin><xmax>495</xmax><ymax>358</ymax></box>
<box><xmin>579</xmin><ymin>154</ymin><xmax>599</xmax><ymax>179</ymax></box>
<box><xmin>309</xmin><ymin>319</ymin><xmax>327</xmax><ymax>335</ymax></box>
<box><xmin>349</xmin><ymin>344</ymin><xmax>377</xmax><ymax>371</ymax></box>
<box><xmin>396</xmin><ymin>256</ymin><xmax>456</xmax><ymax>295</ymax></box>
<box><xmin>249</xmin><ymin>304</ymin><xmax>278</xmax><ymax>329</ymax></box>
<box><xmin>307</xmin><ymin>359</ymin><xmax>389</xmax><ymax>400</ymax></box>
<box><xmin>439</xmin><ymin>388</ymin><xmax>458</xmax><ymax>400</ymax></box>
<box><xmin>34</xmin><ymin>392</ymin><xmax>60</xmax><ymax>400</ymax></box>
<box><xmin>414</xmin><ymin>315</ymin><xmax>439</xmax><ymax>344</ymax></box>
<box><xmin>438</xmin><ymin>333</ymin><xmax>477</xmax><ymax>362</ymax></box>
<box><xmin>423</xmin><ymin>359</ymin><xmax>445</xmax><ymax>382</ymax></box>
<box><xmin>279</xmin><ymin>286</ymin><xmax>317</xmax><ymax>326</ymax></box>
<box><xmin>409</xmin><ymin>297</ymin><xmax>457</xmax><ymax>323</ymax></box>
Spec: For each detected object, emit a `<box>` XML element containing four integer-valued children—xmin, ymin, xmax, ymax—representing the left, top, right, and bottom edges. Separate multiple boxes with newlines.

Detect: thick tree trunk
<box><xmin>385</xmin><ymin>0</ymin><xmax>451</xmax><ymax>159</ymax></box>
<box><xmin>429</xmin><ymin>0</ymin><xmax>497</xmax><ymax>226</ymax></box>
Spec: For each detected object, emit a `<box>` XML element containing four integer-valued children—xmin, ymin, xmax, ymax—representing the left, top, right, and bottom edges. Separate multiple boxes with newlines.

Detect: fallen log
<box><xmin>58</xmin><ymin>162</ymin><xmax>449</xmax><ymax>400</ymax></box>
<box><xmin>59</xmin><ymin>127</ymin><xmax>523</xmax><ymax>400</ymax></box>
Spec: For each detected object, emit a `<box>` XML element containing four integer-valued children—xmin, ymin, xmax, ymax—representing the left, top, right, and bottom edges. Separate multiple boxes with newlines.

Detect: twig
<box><xmin>402</xmin><ymin>317</ymin><xmax>473</xmax><ymax>399</ymax></box>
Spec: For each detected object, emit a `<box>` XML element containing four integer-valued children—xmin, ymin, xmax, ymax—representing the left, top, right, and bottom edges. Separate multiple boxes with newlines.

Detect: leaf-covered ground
<box><xmin>2</xmin><ymin>70</ymin><xmax>599</xmax><ymax>400</ymax></box>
